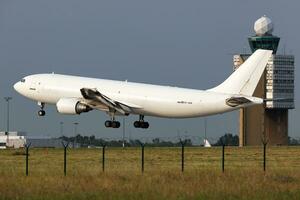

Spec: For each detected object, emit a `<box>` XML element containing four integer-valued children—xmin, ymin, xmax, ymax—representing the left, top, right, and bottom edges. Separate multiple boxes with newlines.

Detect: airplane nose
<box><xmin>13</xmin><ymin>82</ymin><xmax>21</xmax><ymax>93</ymax></box>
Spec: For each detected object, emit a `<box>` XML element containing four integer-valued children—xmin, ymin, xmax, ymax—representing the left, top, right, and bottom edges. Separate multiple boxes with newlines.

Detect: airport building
<box><xmin>0</xmin><ymin>131</ymin><xmax>68</xmax><ymax>148</ymax></box>
<box><xmin>234</xmin><ymin>16</ymin><xmax>295</xmax><ymax>146</ymax></box>
<box><xmin>0</xmin><ymin>131</ymin><xmax>27</xmax><ymax>149</ymax></box>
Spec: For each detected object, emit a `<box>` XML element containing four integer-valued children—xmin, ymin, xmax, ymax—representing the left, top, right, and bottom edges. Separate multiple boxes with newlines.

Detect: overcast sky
<box><xmin>0</xmin><ymin>0</ymin><xmax>298</xmax><ymax>142</ymax></box>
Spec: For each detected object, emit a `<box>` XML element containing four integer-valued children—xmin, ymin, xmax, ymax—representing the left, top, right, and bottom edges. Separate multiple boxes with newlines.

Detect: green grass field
<box><xmin>1</xmin><ymin>146</ymin><xmax>300</xmax><ymax>200</ymax></box>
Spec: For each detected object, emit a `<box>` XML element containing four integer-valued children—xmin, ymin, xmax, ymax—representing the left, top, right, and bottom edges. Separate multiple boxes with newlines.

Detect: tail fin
<box><xmin>208</xmin><ymin>49</ymin><xmax>272</xmax><ymax>96</ymax></box>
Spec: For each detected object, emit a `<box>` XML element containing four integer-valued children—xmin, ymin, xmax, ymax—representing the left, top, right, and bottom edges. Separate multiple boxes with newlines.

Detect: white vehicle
<box><xmin>14</xmin><ymin>49</ymin><xmax>272</xmax><ymax>129</ymax></box>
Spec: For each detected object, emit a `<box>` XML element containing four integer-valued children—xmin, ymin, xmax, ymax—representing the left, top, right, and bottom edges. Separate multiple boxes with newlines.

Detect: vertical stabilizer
<box><xmin>208</xmin><ymin>49</ymin><xmax>272</xmax><ymax>96</ymax></box>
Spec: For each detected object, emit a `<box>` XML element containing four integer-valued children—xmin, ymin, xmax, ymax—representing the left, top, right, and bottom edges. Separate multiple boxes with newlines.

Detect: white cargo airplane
<box><xmin>14</xmin><ymin>49</ymin><xmax>272</xmax><ymax>129</ymax></box>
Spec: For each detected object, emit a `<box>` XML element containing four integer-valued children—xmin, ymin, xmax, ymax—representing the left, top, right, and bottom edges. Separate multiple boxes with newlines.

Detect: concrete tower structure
<box><xmin>234</xmin><ymin>16</ymin><xmax>295</xmax><ymax>146</ymax></box>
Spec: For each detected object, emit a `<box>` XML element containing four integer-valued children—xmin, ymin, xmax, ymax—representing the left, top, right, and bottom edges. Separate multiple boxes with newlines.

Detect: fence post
<box><xmin>180</xmin><ymin>140</ymin><xmax>185</xmax><ymax>172</ymax></box>
<box><xmin>62</xmin><ymin>141</ymin><xmax>69</xmax><ymax>176</ymax></box>
<box><xmin>222</xmin><ymin>144</ymin><xmax>225</xmax><ymax>173</ymax></box>
<box><xmin>25</xmin><ymin>143</ymin><xmax>31</xmax><ymax>176</ymax></box>
<box><xmin>139</xmin><ymin>142</ymin><xmax>145</xmax><ymax>173</ymax></box>
<box><xmin>102</xmin><ymin>144</ymin><xmax>106</xmax><ymax>172</ymax></box>
<box><xmin>261</xmin><ymin>135</ymin><xmax>268</xmax><ymax>172</ymax></box>
<box><xmin>142</xmin><ymin>143</ymin><xmax>145</xmax><ymax>173</ymax></box>
<box><xmin>263</xmin><ymin>142</ymin><xmax>267</xmax><ymax>172</ymax></box>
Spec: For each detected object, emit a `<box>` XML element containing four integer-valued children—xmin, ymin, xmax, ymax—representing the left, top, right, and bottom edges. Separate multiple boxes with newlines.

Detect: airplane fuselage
<box><xmin>14</xmin><ymin>74</ymin><xmax>259</xmax><ymax>118</ymax></box>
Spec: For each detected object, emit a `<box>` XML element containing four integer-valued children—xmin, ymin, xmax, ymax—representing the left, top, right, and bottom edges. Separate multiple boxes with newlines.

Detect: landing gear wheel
<box><xmin>141</xmin><ymin>122</ymin><xmax>149</xmax><ymax>129</ymax></box>
<box><xmin>133</xmin><ymin>115</ymin><xmax>149</xmax><ymax>129</ymax></box>
<box><xmin>105</xmin><ymin>120</ymin><xmax>112</xmax><ymax>128</ymax></box>
<box><xmin>105</xmin><ymin>111</ymin><xmax>120</xmax><ymax>128</ymax></box>
<box><xmin>38</xmin><ymin>110</ymin><xmax>45</xmax><ymax>116</ymax></box>
<box><xmin>134</xmin><ymin>121</ymin><xmax>141</xmax><ymax>128</ymax></box>
<box><xmin>112</xmin><ymin>121</ymin><xmax>121</xmax><ymax>128</ymax></box>
<box><xmin>105</xmin><ymin>120</ymin><xmax>120</xmax><ymax>128</ymax></box>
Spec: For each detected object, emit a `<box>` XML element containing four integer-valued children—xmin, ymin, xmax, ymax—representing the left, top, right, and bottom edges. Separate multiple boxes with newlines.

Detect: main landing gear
<box><xmin>104</xmin><ymin>114</ymin><xmax>149</xmax><ymax>129</ymax></box>
<box><xmin>105</xmin><ymin>120</ymin><xmax>121</xmax><ymax>128</ymax></box>
<box><xmin>133</xmin><ymin>115</ymin><xmax>149</xmax><ymax>129</ymax></box>
<box><xmin>105</xmin><ymin>113</ymin><xmax>120</xmax><ymax>128</ymax></box>
<box><xmin>37</xmin><ymin>102</ymin><xmax>46</xmax><ymax>116</ymax></box>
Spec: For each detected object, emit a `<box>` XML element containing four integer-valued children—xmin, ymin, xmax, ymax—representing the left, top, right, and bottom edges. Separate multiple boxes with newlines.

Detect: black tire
<box><xmin>111</xmin><ymin>121</ymin><xmax>120</xmax><ymax>128</ymax></box>
<box><xmin>105</xmin><ymin>120</ymin><xmax>112</xmax><ymax>128</ymax></box>
<box><xmin>38</xmin><ymin>110</ymin><xmax>45</xmax><ymax>116</ymax></box>
<box><xmin>116</xmin><ymin>121</ymin><xmax>121</xmax><ymax>128</ymax></box>
<box><xmin>141</xmin><ymin>122</ymin><xmax>149</xmax><ymax>129</ymax></box>
<box><xmin>134</xmin><ymin>121</ymin><xmax>141</xmax><ymax>128</ymax></box>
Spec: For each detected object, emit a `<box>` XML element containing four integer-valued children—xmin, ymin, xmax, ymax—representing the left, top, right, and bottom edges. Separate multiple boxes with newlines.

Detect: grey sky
<box><xmin>0</xmin><ymin>0</ymin><xmax>298</xmax><ymax>141</ymax></box>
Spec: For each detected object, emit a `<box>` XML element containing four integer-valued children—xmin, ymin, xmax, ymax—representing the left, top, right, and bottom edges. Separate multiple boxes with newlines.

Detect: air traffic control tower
<box><xmin>234</xmin><ymin>16</ymin><xmax>295</xmax><ymax>146</ymax></box>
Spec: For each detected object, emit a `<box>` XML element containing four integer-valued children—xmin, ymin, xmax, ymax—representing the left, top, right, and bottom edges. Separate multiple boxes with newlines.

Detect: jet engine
<box><xmin>56</xmin><ymin>98</ymin><xmax>92</xmax><ymax>114</ymax></box>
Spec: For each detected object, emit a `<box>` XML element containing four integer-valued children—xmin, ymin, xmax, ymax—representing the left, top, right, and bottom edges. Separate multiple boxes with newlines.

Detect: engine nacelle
<box><xmin>56</xmin><ymin>98</ymin><xmax>92</xmax><ymax>115</ymax></box>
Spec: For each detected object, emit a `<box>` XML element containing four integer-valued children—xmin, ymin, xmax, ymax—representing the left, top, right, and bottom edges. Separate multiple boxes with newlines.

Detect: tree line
<box><xmin>59</xmin><ymin>134</ymin><xmax>300</xmax><ymax>147</ymax></box>
<box><xmin>60</xmin><ymin>133</ymin><xmax>239</xmax><ymax>147</ymax></box>
<box><xmin>59</xmin><ymin>135</ymin><xmax>193</xmax><ymax>147</ymax></box>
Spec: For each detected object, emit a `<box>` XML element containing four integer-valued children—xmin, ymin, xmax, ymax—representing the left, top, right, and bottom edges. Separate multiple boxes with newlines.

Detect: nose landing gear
<box><xmin>37</xmin><ymin>102</ymin><xmax>46</xmax><ymax>116</ymax></box>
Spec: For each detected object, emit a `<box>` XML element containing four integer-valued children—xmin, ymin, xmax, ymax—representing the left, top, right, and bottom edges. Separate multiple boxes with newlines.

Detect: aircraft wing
<box><xmin>80</xmin><ymin>88</ymin><xmax>142</xmax><ymax>115</ymax></box>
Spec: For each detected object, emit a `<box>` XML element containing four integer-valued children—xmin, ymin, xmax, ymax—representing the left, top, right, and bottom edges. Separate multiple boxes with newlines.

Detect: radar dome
<box><xmin>254</xmin><ymin>16</ymin><xmax>274</xmax><ymax>36</ymax></box>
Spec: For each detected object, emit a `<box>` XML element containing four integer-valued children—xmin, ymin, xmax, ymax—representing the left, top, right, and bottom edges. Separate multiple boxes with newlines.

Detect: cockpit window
<box><xmin>21</xmin><ymin>79</ymin><xmax>26</xmax><ymax>83</ymax></box>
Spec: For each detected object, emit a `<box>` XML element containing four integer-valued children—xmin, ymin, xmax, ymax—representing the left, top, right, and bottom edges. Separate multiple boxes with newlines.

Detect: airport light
<box><xmin>4</xmin><ymin>97</ymin><xmax>12</xmax><ymax>145</ymax></box>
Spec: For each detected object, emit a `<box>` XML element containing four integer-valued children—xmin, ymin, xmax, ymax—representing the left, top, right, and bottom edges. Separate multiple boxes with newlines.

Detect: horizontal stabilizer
<box><xmin>225</xmin><ymin>96</ymin><xmax>252</xmax><ymax>107</ymax></box>
<box><xmin>226</xmin><ymin>95</ymin><xmax>264</xmax><ymax>107</ymax></box>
